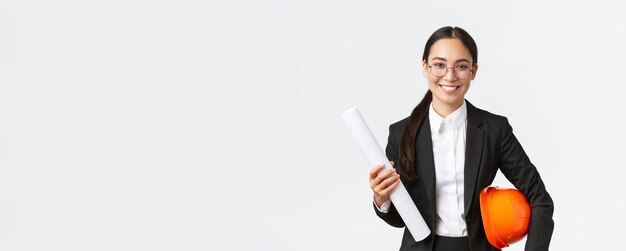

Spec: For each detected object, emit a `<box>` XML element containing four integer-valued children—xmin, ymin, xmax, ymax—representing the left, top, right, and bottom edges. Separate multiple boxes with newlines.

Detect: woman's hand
<box><xmin>369</xmin><ymin>161</ymin><xmax>401</xmax><ymax>208</ymax></box>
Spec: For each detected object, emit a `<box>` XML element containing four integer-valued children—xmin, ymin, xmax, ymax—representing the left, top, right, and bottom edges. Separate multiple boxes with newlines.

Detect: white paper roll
<box><xmin>342</xmin><ymin>107</ymin><xmax>430</xmax><ymax>242</ymax></box>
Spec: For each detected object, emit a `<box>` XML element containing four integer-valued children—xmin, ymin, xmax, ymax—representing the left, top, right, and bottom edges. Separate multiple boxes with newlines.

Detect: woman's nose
<box><xmin>443</xmin><ymin>67</ymin><xmax>457</xmax><ymax>81</ymax></box>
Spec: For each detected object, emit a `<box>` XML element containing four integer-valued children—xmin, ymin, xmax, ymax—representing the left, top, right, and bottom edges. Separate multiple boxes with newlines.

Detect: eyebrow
<box><xmin>431</xmin><ymin>57</ymin><xmax>471</xmax><ymax>64</ymax></box>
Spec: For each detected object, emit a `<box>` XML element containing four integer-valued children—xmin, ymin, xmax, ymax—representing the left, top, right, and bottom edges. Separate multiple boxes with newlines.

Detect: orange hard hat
<box><xmin>479</xmin><ymin>186</ymin><xmax>531</xmax><ymax>249</ymax></box>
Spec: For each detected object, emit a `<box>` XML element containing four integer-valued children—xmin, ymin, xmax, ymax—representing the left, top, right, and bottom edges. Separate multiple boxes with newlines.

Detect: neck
<box><xmin>431</xmin><ymin>98</ymin><xmax>463</xmax><ymax>118</ymax></box>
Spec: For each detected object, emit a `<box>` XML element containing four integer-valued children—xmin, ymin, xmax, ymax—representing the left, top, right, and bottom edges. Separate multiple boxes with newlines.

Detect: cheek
<box><xmin>426</xmin><ymin>76</ymin><xmax>440</xmax><ymax>86</ymax></box>
<box><xmin>426</xmin><ymin>79</ymin><xmax>438</xmax><ymax>91</ymax></box>
<box><xmin>461</xmin><ymin>81</ymin><xmax>471</xmax><ymax>92</ymax></box>
<box><xmin>427</xmin><ymin>78</ymin><xmax>443</xmax><ymax>93</ymax></box>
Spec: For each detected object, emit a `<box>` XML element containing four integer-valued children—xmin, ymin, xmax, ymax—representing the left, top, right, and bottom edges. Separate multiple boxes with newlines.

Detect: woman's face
<box><xmin>422</xmin><ymin>38</ymin><xmax>477</xmax><ymax>108</ymax></box>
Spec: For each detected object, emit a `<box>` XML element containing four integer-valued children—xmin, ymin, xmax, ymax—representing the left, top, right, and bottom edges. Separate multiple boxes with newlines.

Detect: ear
<box><xmin>421</xmin><ymin>60</ymin><xmax>429</xmax><ymax>78</ymax></box>
<box><xmin>470</xmin><ymin>63</ymin><xmax>478</xmax><ymax>80</ymax></box>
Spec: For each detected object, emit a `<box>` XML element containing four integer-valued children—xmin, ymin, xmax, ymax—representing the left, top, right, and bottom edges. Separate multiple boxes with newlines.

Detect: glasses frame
<box><xmin>428</xmin><ymin>63</ymin><xmax>475</xmax><ymax>79</ymax></box>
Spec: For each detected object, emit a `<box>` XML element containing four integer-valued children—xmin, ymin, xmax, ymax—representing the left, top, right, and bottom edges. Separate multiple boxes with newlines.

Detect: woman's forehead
<box><xmin>429</xmin><ymin>38</ymin><xmax>473</xmax><ymax>62</ymax></box>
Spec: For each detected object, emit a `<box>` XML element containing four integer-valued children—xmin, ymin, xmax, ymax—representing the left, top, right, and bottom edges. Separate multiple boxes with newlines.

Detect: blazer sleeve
<box><xmin>498</xmin><ymin>118</ymin><xmax>554</xmax><ymax>251</ymax></box>
<box><xmin>373</xmin><ymin>124</ymin><xmax>406</xmax><ymax>228</ymax></box>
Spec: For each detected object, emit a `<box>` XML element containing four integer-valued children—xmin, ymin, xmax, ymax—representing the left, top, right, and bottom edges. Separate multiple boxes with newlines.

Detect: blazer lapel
<box><xmin>464</xmin><ymin>101</ymin><xmax>484</xmax><ymax>215</ymax></box>
<box><xmin>415</xmin><ymin>101</ymin><xmax>485</xmax><ymax>222</ymax></box>
<box><xmin>415</xmin><ymin>114</ymin><xmax>437</xmax><ymax>219</ymax></box>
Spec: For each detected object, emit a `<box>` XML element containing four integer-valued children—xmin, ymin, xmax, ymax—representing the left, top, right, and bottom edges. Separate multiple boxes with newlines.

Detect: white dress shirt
<box><xmin>375</xmin><ymin>101</ymin><xmax>468</xmax><ymax>237</ymax></box>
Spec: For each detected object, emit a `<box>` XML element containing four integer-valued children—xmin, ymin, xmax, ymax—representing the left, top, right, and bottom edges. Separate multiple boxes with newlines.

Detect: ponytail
<box><xmin>398</xmin><ymin>90</ymin><xmax>431</xmax><ymax>184</ymax></box>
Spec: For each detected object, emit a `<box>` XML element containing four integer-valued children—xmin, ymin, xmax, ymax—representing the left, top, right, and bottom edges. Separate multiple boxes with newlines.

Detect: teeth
<box><xmin>441</xmin><ymin>85</ymin><xmax>458</xmax><ymax>91</ymax></box>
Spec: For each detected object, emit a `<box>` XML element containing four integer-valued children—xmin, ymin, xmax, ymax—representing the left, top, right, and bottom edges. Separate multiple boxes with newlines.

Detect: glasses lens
<box><xmin>430</xmin><ymin>64</ymin><xmax>446</xmax><ymax>77</ymax></box>
<box><xmin>455</xmin><ymin>67</ymin><xmax>471</xmax><ymax>79</ymax></box>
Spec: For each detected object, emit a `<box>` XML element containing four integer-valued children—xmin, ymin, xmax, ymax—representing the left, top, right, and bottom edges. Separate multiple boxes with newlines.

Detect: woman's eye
<box><xmin>456</xmin><ymin>65</ymin><xmax>469</xmax><ymax>70</ymax></box>
<box><xmin>434</xmin><ymin>63</ymin><xmax>445</xmax><ymax>68</ymax></box>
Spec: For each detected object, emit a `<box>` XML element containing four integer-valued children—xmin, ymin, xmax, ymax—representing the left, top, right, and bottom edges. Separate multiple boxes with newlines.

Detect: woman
<box><xmin>369</xmin><ymin>26</ymin><xmax>554</xmax><ymax>251</ymax></box>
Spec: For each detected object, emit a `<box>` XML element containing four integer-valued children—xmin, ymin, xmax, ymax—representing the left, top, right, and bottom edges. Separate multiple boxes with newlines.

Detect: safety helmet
<box><xmin>479</xmin><ymin>186</ymin><xmax>531</xmax><ymax>249</ymax></box>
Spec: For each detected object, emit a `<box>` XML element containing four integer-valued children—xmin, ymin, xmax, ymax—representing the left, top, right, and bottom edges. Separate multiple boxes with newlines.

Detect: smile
<box><xmin>439</xmin><ymin>84</ymin><xmax>461</xmax><ymax>93</ymax></box>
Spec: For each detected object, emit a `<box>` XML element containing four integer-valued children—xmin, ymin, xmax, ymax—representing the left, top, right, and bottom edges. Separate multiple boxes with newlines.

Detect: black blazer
<box><xmin>375</xmin><ymin>100</ymin><xmax>554</xmax><ymax>251</ymax></box>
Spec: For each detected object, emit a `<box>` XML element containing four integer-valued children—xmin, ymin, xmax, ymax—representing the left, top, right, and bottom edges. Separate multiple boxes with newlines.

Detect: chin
<box><xmin>435</xmin><ymin>93</ymin><xmax>463</xmax><ymax>104</ymax></box>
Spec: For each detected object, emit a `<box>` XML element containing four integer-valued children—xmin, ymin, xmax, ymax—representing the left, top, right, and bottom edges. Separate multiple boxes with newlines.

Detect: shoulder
<box><xmin>466</xmin><ymin>100</ymin><xmax>511</xmax><ymax>132</ymax></box>
<box><xmin>385</xmin><ymin>116</ymin><xmax>413</xmax><ymax>146</ymax></box>
<box><xmin>389</xmin><ymin>116</ymin><xmax>410</xmax><ymax>132</ymax></box>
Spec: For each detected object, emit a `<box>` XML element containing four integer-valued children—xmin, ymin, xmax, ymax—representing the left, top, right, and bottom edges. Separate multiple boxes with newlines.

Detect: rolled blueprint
<box><xmin>342</xmin><ymin>107</ymin><xmax>430</xmax><ymax>242</ymax></box>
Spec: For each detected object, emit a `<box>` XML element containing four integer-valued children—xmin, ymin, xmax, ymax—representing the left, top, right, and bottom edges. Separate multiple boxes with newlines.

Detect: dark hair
<box><xmin>398</xmin><ymin>26</ymin><xmax>478</xmax><ymax>184</ymax></box>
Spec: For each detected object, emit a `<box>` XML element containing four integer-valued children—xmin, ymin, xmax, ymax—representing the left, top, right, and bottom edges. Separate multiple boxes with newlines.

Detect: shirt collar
<box><xmin>429</xmin><ymin>100</ymin><xmax>468</xmax><ymax>133</ymax></box>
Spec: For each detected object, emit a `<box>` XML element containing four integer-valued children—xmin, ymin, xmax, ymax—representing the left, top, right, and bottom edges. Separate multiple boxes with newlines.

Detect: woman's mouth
<box><xmin>439</xmin><ymin>84</ymin><xmax>461</xmax><ymax>94</ymax></box>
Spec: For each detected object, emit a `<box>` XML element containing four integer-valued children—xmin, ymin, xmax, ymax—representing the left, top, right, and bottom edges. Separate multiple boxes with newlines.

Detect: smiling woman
<box><xmin>422</xmin><ymin>32</ymin><xmax>477</xmax><ymax>118</ymax></box>
<box><xmin>367</xmin><ymin>26</ymin><xmax>554</xmax><ymax>251</ymax></box>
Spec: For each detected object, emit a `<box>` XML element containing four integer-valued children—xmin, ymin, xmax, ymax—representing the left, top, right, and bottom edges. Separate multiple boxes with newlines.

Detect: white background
<box><xmin>0</xmin><ymin>0</ymin><xmax>625</xmax><ymax>250</ymax></box>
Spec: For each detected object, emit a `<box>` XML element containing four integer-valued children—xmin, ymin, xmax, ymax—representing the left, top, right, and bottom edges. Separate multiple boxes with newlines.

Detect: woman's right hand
<box><xmin>369</xmin><ymin>161</ymin><xmax>401</xmax><ymax>208</ymax></box>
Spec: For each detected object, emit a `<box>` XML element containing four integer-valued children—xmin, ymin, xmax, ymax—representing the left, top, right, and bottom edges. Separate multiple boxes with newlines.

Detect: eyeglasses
<box><xmin>428</xmin><ymin>62</ymin><xmax>474</xmax><ymax>79</ymax></box>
